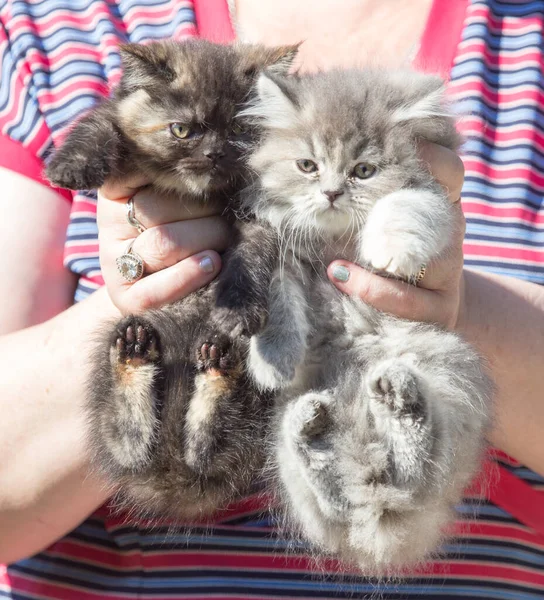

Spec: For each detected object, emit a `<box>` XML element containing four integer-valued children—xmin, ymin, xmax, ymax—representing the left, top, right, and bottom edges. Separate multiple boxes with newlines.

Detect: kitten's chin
<box><xmin>314</xmin><ymin>208</ymin><xmax>354</xmax><ymax>237</ymax></box>
<box><xmin>178</xmin><ymin>171</ymin><xmax>234</xmax><ymax>197</ymax></box>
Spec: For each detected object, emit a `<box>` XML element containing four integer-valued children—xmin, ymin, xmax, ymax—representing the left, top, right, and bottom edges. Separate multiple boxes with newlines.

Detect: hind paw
<box><xmin>368</xmin><ymin>361</ymin><xmax>423</xmax><ymax>416</ymax></box>
<box><xmin>288</xmin><ymin>393</ymin><xmax>333</xmax><ymax>442</ymax></box>
<box><xmin>113</xmin><ymin>317</ymin><xmax>160</xmax><ymax>367</ymax></box>
<box><xmin>196</xmin><ymin>333</ymin><xmax>239</xmax><ymax>375</ymax></box>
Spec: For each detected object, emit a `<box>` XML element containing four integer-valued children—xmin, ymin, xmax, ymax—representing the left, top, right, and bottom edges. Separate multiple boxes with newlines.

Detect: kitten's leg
<box><xmin>280</xmin><ymin>392</ymin><xmax>348</xmax><ymax>519</ymax></box>
<box><xmin>184</xmin><ymin>333</ymin><xmax>245</xmax><ymax>475</ymax></box>
<box><xmin>45</xmin><ymin>101</ymin><xmax>123</xmax><ymax>190</ymax></box>
<box><xmin>92</xmin><ymin>316</ymin><xmax>162</xmax><ymax>474</ymax></box>
<box><xmin>360</xmin><ymin>187</ymin><xmax>454</xmax><ymax>278</ymax></box>
<box><xmin>212</xmin><ymin>221</ymin><xmax>279</xmax><ymax>338</ymax></box>
<box><xmin>248</xmin><ymin>271</ymin><xmax>310</xmax><ymax>391</ymax></box>
<box><xmin>366</xmin><ymin>358</ymin><xmax>434</xmax><ymax>487</ymax></box>
<box><xmin>277</xmin><ymin>391</ymin><xmax>353</xmax><ymax>551</ymax></box>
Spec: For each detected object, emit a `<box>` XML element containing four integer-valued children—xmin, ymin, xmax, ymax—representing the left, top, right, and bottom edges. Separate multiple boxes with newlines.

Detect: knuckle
<box><xmin>352</xmin><ymin>271</ymin><xmax>373</xmax><ymax>301</ymax></box>
<box><xmin>144</xmin><ymin>226</ymin><xmax>175</xmax><ymax>264</ymax></box>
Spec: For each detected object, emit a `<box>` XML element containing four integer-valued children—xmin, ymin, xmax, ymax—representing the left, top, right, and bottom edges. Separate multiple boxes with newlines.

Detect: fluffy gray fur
<box><xmin>238</xmin><ymin>68</ymin><xmax>492</xmax><ymax>572</ymax></box>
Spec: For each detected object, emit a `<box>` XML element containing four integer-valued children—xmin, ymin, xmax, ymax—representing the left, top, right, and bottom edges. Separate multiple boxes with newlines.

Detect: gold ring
<box><xmin>409</xmin><ymin>263</ymin><xmax>427</xmax><ymax>287</ymax></box>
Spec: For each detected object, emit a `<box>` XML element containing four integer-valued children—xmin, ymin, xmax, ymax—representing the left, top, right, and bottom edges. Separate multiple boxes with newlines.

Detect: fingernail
<box><xmin>199</xmin><ymin>255</ymin><xmax>215</xmax><ymax>273</ymax></box>
<box><xmin>332</xmin><ymin>265</ymin><xmax>350</xmax><ymax>282</ymax></box>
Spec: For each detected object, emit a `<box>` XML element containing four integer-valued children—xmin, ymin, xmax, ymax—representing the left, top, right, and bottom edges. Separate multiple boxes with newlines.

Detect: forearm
<box><xmin>0</xmin><ymin>287</ymin><xmax>119</xmax><ymax>563</ymax></box>
<box><xmin>458</xmin><ymin>269</ymin><xmax>544</xmax><ymax>475</ymax></box>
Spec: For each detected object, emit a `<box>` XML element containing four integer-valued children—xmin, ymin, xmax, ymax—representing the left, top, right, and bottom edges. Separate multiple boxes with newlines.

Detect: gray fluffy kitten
<box><xmin>235</xmin><ymin>68</ymin><xmax>492</xmax><ymax>572</ymax></box>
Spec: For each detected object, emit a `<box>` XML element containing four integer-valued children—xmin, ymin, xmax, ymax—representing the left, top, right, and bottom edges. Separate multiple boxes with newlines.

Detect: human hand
<box><xmin>97</xmin><ymin>176</ymin><xmax>231</xmax><ymax>315</ymax></box>
<box><xmin>328</xmin><ymin>142</ymin><xmax>466</xmax><ymax>330</ymax></box>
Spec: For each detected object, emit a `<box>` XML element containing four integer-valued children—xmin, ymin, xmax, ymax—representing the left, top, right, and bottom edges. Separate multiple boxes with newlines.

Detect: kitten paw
<box><xmin>362</xmin><ymin>230</ymin><xmax>429</xmax><ymax>279</ymax></box>
<box><xmin>196</xmin><ymin>333</ymin><xmax>237</xmax><ymax>375</ymax></box>
<box><xmin>113</xmin><ymin>317</ymin><xmax>160</xmax><ymax>367</ymax></box>
<box><xmin>288</xmin><ymin>393</ymin><xmax>333</xmax><ymax>441</ymax></box>
<box><xmin>368</xmin><ymin>361</ymin><xmax>423</xmax><ymax>416</ymax></box>
<box><xmin>360</xmin><ymin>189</ymin><xmax>449</xmax><ymax>279</ymax></box>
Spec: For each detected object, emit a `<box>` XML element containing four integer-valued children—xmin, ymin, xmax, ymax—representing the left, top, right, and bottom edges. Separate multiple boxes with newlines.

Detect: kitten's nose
<box><xmin>204</xmin><ymin>149</ymin><xmax>225</xmax><ymax>162</ymax></box>
<box><xmin>323</xmin><ymin>189</ymin><xmax>343</xmax><ymax>203</ymax></box>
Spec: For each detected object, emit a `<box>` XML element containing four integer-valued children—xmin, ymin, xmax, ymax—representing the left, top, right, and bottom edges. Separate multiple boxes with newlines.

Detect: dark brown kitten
<box><xmin>45</xmin><ymin>39</ymin><xmax>298</xmax><ymax>520</ymax></box>
<box><xmin>47</xmin><ymin>39</ymin><xmax>297</xmax><ymax>196</ymax></box>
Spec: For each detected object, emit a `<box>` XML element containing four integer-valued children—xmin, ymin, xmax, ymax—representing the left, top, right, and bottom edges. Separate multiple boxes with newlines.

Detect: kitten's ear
<box><xmin>390</xmin><ymin>74</ymin><xmax>461</xmax><ymax>150</ymax></box>
<box><xmin>119</xmin><ymin>42</ymin><xmax>175</xmax><ymax>91</ymax></box>
<box><xmin>239</xmin><ymin>42</ymin><xmax>302</xmax><ymax>77</ymax></box>
<box><xmin>240</xmin><ymin>72</ymin><xmax>299</xmax><ymax>129</ymax></box>
<box><xmin>45</xmin><ymin>102</ymin><xmax>123</xmax><ymax>190</ymax></box>
<box><xmin>391</xmin><ymin>76</ymin><xmax>448</xmax><ymax>123</ymax></box>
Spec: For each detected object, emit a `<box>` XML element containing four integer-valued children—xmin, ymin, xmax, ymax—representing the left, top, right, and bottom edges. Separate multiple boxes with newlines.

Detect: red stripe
<box><xmin>482</xmin><ymin>462</ymin><xmax>544</xmax><ymax>539</ymax></box>
<box><xmin>462</xmin><ymin>202</ymin><xmax>544</xmax><ymax>225</ymax></box>
<box><xmin>453</xmin><ymin>81</ymin><xmax>544</xmax><ymax>106</ymax></box>
<box><xmin>469</xmin><ymin>6</ymin><xmax>544</xmax><ymax>32</ymax></box>
<box><xmin>6</xmin><ymin>574</ymin><xmax>125</xmax><ymax>600</ymax></box>
<box><xmin>463</xmin><ymin>242</ymin><xmax>544</xmax><ymax>262</ymax></box>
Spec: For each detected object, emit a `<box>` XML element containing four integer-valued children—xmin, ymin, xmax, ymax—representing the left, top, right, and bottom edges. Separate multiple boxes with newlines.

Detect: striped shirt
<box><xmin>1</xmin><ymin>0</ymin><xmax>543</xmax><ymax>597</ymax></box>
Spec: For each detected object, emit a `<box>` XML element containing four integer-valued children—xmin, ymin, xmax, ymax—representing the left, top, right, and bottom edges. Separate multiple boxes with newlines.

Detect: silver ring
<box><xmin>408</xmin><ymin>263</ymin><xmax>427</xmax><ymax>287</ymax></box>
<box><xmin>116</xmin><ymin>239</ymin><xmax>145</xmax><ymax>283</ymax></box>
<box><xmin>126</xmin><ymin>196</ymin><xmax>147</xmax><ymax>234</ymax></box>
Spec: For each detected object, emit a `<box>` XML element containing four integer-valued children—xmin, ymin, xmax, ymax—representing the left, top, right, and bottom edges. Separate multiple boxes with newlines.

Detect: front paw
<box><xmin>360</xmin><ymin>189</ymin><xmax>451</xmax><ymax>279</ymax></box>
<box><xmin>46</xmin><ymin>154</ymin><xmax>108</xmax><ymax>191</ymax></box>
<box><xmin>362</xmin><ymin>229</ymin><xmax>430</xmax><ymax>278</ymax></box>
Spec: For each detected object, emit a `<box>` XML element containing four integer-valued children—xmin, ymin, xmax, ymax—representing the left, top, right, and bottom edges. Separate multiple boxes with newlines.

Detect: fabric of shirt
<box><xmin>1</xmin><ymin>0</ymin><xmax>544</xmax><ymax>598</ymax></box>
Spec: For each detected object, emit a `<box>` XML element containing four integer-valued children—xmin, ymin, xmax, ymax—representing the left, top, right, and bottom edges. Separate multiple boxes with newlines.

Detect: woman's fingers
<box><xmin>328</xmin><ymin>261</ymin><xmax>458</xmax><ymax>328</ymax></box>
<box><xmin>113</xmin><ymin>251</ymin><xmax>222</xmax><ymax>314</ymax></box>
<box><xmin>100</xmin><ymin>216</ymin><xmax>231</xmax><ymax>275</ymax></box>
<box><xmin>97</xmin><ymin>178</ymin><xmax>230</xmax><ymax>314</ymax></box>
<box><xmin>97</xmin><ymin>186</ymin><xmax>223</xmax><ymax>240</ymax></box>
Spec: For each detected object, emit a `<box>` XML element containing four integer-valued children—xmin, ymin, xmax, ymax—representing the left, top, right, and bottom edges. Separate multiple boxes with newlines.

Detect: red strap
<box><xmin>0</xmin><ymin>134</ymin><xmax>72</xmax><ymax>202</ymax></box>
<box><xmin>471</xmin><ymin>459</ymin><xmax>544</xmax><ymax>540</ymax></box>
<box><xmin>414</xmin><ymin>0</ymin><xmax>469</xmax><ymax>79</ymax></box>
<box><xmin>193</xmin><ymin>0</ymin><xmax>235</xmax><ymax>44</ymax></box>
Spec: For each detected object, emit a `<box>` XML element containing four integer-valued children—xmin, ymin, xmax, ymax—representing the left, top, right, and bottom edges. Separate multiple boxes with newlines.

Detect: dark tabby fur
<box><xmin>46</xmin><ymin>39</ymin><xmax>298</xmax><ymax>519</ymax></box>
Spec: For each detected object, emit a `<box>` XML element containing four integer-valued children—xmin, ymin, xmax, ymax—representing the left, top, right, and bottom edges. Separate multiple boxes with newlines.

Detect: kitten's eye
<box><xmin>170</xmin><ymin>123</ymin><xmax>191</xmax><ymax>139</ymax></box>
<box><xmin>352</xmin><ymin>163</ymin><xmax>376</xmax><ymax>179</ymax></box>
<box><xmin>231</xmin><ymin>121</ymin><xmax>246</xmax><ymax>135</ymax></box>
<box><xmin>296</xmin><ymin>159</ymin><xmax>318</xmax><ymax>174</ymax></box>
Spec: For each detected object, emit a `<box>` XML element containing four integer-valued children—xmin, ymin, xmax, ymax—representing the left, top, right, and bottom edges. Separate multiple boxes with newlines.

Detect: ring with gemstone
<box><xmin>126</xmin><ymin>196</ymin><xmax>147</xmax><ymax>234</ymax></box>
<box><xmin>116</xmin><ymin>239</ymin><xmax>145</xmax><ymax>283</ymax></box>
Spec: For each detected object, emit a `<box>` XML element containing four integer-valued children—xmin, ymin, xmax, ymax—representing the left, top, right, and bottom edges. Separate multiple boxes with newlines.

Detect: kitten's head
<box><xmin>46</xmin><ymin>40</ymin><xmax>299</xmax><ymax>196</ymax></box>
<box><xmin>243</xmin><ymin>69</ymin><xmax>460</xmax><ymax>236</ymax></box>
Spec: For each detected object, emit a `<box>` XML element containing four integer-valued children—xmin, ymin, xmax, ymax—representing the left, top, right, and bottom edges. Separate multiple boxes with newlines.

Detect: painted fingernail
<box><xmin>199</xmin><ymin>255</ymin><xmax>215</xmax><ymax>273</ymax></box>
<box><xmin>332</xmin><ymin>265</ymin><xmax>350</xmax><ymax>282</ymax></box>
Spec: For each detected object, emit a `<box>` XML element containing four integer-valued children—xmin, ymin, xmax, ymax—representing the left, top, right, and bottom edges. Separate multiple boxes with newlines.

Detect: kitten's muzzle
<box><xmin>323</xmin><ymin>189</ymin><xmax>344</xmax><ymax>204</ymax></box>
<box><xmin>203</xmin><ymin>149</ymin><xmax>225</xmax><ymax>162</ymax></box>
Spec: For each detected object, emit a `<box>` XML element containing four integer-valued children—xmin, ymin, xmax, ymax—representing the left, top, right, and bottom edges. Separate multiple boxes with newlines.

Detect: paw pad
<box><xmin>196</xmin><ymin>333</ymin><xmax>234</xmax><ymax>373</ymax></box>
<box><xmin>114</xmin><ymin>318</ymin><xmax>160</xmax><ymax>365</ymax></box>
